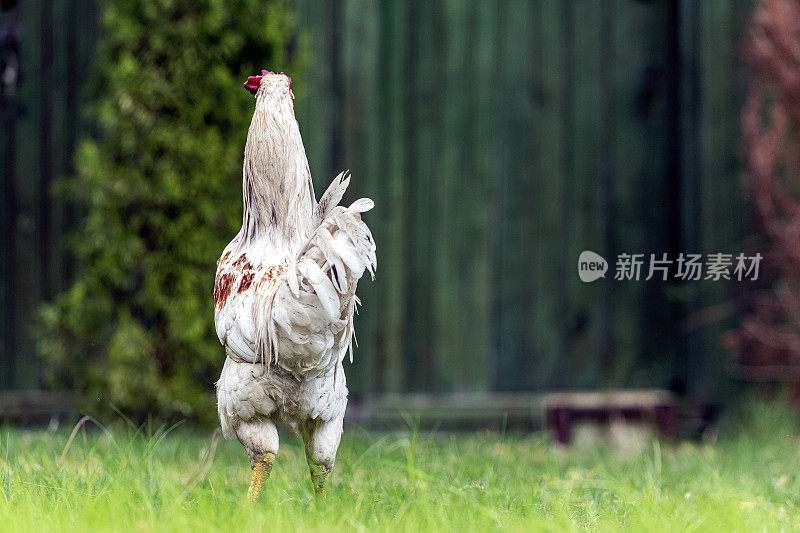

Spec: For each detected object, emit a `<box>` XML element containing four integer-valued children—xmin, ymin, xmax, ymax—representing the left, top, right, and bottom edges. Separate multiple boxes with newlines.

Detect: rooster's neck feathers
<box><xmin>238</xmin><ymin>78</ymin><xmax>315</xmax><ymax>255</ymax></box>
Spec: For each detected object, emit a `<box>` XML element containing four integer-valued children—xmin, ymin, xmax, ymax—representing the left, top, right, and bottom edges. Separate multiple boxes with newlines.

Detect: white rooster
<box><xmin>214</xmin><ymin>71</ymin><xmax>376</xmax><ymax>500</ymax></box>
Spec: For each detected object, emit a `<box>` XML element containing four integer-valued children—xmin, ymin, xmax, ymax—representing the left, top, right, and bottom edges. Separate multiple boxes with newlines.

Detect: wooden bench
<box><xmin>0</xmin><ymin>390</ymin><xmax>76</xmax><ymax>425</ymax></box>
<box><xmin>543</xmin><ymin>390</ymin><xmax>679</xmax><ymax>445</ymax></box>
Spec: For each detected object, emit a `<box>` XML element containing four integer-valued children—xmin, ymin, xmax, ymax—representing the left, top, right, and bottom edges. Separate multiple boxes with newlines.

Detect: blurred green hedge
<box><xmin>39</xmin><ymin>0</ymin><xmax>305</xmax><ymax>425</ymax></box>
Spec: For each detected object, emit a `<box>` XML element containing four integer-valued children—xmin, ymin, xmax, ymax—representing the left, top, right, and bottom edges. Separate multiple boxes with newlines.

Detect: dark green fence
<box><xmin>294</xmin><ymin>0</ymin><xmax>751</xmax><ymax>399</ymax></box>
<box><xmin>0</xmin><ymin>0</ymin><xmax>96</xmax><ymax>389</ymax></box>
<box><xmin>1</xmin><ymin>0</ymin><xmax>751</xmax><ymax>399</ymax></box>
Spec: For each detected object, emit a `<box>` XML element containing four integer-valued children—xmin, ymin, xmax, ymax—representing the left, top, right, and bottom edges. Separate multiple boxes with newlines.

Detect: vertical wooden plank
<box><xmin>636</xmin><ymin>0</ymin><xmax>682</xmax><ymax>390</ymax></box>
<box><xmin>464</xmin><ymin>0</ymin><xmax>497</xmax><ymax>389</ymax></box>
<box><xmin>359</xmin><ymin>0</ymin><xmax>383</xmax><ymax>395</ymax></box>
<box><xmin>326</xmin><ymin>0</ymin><xmax>343</xmax><ymax>176</ymax></box>
<box><xmin>61</xmin><ymin>0</ymin><xmax>92</xmax><ymax>283</ymax></box>
<box><xmin>677</xmin><ymin>0</ymin><xmax>707</xmax><ymax>398</ymax></box>
<box><xmin>595</xmin><ymin>1</ymin><xmax>614</xmax><ymax>385</ymax></box>
<box><xmin>450</xmin><ymin>0</ymin><xmax>492</xmax><ymax>390</ymax></box>
<box><xmin>491</xmin><ymin>0</ymin><xmax>535</xmax><ymax>390</ymax></box>
<box><xmin>401</xmin><ymin>0</ymin><xmax>424</xmax><ymax>390</ymax></box>
<box><xmin>0</xmin><ymin>5</ymin><xmax>20</xmax><ymax>389</ymax></box>
<box><xmin>39</xmin><ymin>0</ymin><xmax>53</xmax><ymax>308</ymax></box>
<box><xmin>431</xmin><ymin>0</ymin><xmax>456</xmax><ymax>390</ymax></box>
<box><xmin>645</xmin><ymin>0</ymin><xmax>679</xmax><ymax>386</ymax></box>
<box><xmin>74</xmin><ymin>0</ymin><xmax>98</xmax><ymax>144</ymax></box>
<box><xmin>49</xmin><ymin>0</ymin><xmax>69</xmax><ymax>301</ymax></box>
<box><xmin>525</xmin><ymin>0</ymin><xmax>567</xmax><ymax>390</ymax></box>
<box><xmin>672</xmin><ymin>0</ymin><xmax>750</xmax><ymax>400</ymax></box>
<box><xmin>549</xmin><ymin>0</ymin><xmax>575</xmax><ymax>389</ymax></box>
<box><xmin>491</xmin><ymin>0</ymin><xmax>509</xmax><ymax>389</ymax></box>
<box><xmin>433</xmin><ymin>0</ymin><xmax>486</xmax><ymax>390</ymax></box>
<box><xmin>437</xmin><ymin>3</ymin><xmax>488</xmax><ymax>390</ymax></box>
<box><xmin>12</xmin><ymin>0</ymin><xmax>43</xmax><ymax>389</ymax></box>
<box><xmin>563</xmin><ymin>0</ymin><xmax>605</xmax><ymax>388</ymax></box>
<box><xmin>398</xmin><ymin>0</ymin><xmax>448</xmax><ymax>391</ymax></box>
<box><xmin>374</xmin><ymin>0</ymin><xmax>406</xmax><ymax>391</ymax></box>
<box><xmin>608</xmin><ymin>0</ymin><xmax>666</xmax><ymax>386</ymax></box>
<box><xmin>694</xmin><ymin>0</ymin><xmax>747</xmax><ymax>402</ymax></box>
<box><xmin>340</xmin><ymin>0</ymin><xmax>381</xmax><ymax>394</ymax></box>
<box><xmin>663</xmin><ymin>0</ymin><xmax>686</xmax><ymax>394</ymax></box>
<box><xmin>294</xmin><ymin>0</ymin><xmax>333</xmax><ymax>189</ymax></box>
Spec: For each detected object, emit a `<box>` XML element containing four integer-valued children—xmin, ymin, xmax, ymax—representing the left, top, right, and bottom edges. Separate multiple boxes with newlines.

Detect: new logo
<box><xmin>578</xmin><ymin>250</ymin><xmax>608</xmax><ymax>282</ymax></box>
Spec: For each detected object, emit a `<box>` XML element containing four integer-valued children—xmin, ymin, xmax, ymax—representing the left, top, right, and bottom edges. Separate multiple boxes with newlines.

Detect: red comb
<box><xmin>243</xmin><ymin>70</ymin><xmax>293</xmax><ymax>95</ymax></box>
<box><xmin>244</xmin><ymin>70</ymin><xmax>271</xmax><ymax>95</ymax></box>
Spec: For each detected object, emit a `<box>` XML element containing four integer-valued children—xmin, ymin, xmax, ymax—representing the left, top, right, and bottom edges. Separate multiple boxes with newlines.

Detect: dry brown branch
<box><xmin>726</xmin><ymin>0</ymin><xmax>800</xmax><ymax>384</ymax></box>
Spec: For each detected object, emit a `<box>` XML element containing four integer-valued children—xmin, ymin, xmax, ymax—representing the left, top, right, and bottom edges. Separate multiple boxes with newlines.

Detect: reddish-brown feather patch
<box><xmin>238</xmin><ymin>271</ymin><xmax>256</xmax><ymax>292</ymax></box>
<box><xmin>266</xmin><ymin>264</ymin><xmax>286</xmax><ymax>280</ymax></box>
<box><xmin>255</xmin><ymin>263</ymin><xmax>287</xmax><ymax>289</ymax></box>
<box><xmin>232</xmin><ymin>254</ymin><xmax>248</xmax><ymax>268</ymax></box>
<box><xmin>217</xmin><ymin>251</ymin><xmax>231</xmax><ymax>265</ymax></box>
<box><xmin>214</xmin><ymin>272</ymin><xmax>235</xmax><ymax>308</ymax></box>
<box><xmin>218</xmin><ymin>261</ymin><xmax>287</xmax><ymax>307</ymax></box>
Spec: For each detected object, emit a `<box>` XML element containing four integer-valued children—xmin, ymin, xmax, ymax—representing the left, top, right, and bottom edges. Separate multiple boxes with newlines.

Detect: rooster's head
<box><xmin>244</xmin><ymin>70</ymin><xmax>293</xmax><ymax>99</ymax></box>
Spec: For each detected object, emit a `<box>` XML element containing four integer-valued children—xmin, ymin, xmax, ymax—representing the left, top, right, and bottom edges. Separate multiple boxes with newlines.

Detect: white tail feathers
<box><xmin>348</xmin><ymin>198</ymin><xmax>374</xmax><ymax>213</ymax></box>
<box><xmin>316</xmin><ymin>170</ymin><xmax>352</xmax><ymax>223</ymax></box>
<box><xmin>254</xmin><ymin>171</ymin><xmax>376</xmax><ymax>374</ymax></box>
<box><xmin>297</xmin><ymin>257</ymin><xmax>339</xmax><ymax>318</ymax></box>
<box><xmin>297</xmin><ymin>201</ymin><xmax>377</xmax><ymax>319</ymax></box>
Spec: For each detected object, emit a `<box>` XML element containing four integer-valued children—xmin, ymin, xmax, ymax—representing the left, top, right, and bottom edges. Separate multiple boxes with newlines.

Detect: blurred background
<box><xmin>0</xmin><ymin>0</ymin><xmax>792</xmax><ymax>431</ymax></box>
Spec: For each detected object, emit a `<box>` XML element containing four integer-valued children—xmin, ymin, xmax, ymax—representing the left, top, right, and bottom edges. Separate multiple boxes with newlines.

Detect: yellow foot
<box><xmin>247</xmin><ymin>452</ymin><xmax>275</xmax><ymax>502</ymax></box>
<box><xmin>309</xmin><ymin>463</ymin><xmax>331</xmax><ymax>498</ymax></box>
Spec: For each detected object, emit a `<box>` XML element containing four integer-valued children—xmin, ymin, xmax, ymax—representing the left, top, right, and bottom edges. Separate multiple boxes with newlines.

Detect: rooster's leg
<box><xmin>237</xmin><ymin>419</ymin><xmax>279</xmax><ymax>502</ymax></box>
<box><xmin>248</xmin><ymin>451</ymin><xmax>275</xmax><ymax>501</ymax></box>
<box><xmin>301</xmin><ymin>414</ymin><xmax>344</xmax><ymax>498</ymax></box>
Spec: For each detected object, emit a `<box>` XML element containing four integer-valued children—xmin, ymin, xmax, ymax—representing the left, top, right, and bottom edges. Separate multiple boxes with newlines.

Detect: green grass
<box><xmin>1</xmin><ymin>401</ymin><xmax>800</xmax><ymax>532</ymax></box>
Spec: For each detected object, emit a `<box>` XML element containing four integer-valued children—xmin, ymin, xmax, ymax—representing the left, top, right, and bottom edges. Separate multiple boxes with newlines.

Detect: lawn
<box><xmin>1</xmin><ymin>401</ymin><xmax>799</xmax><ymax>532</ymax></box>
